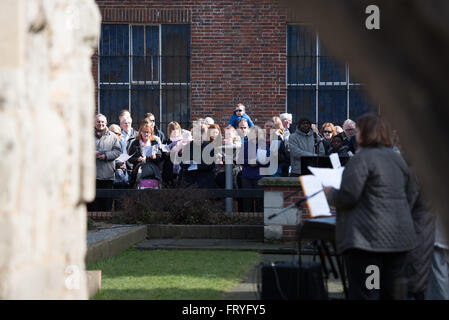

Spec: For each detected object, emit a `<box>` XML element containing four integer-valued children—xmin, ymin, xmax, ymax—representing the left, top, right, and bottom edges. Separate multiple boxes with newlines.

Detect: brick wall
<box><xmin>263</xmin><ymin>184</ymin><xmax>336</xmax><ymax>242</ymax></box>
<box><xmin>93</xmin><ymin>0</ymin><xmax>289</xmax><ymax>129</ymax></box>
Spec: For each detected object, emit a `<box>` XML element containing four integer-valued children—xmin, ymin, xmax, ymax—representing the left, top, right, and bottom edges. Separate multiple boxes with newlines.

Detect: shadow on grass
<box><xmin>92</xmin><ymin>287</ymin><xmax>226</xmax><ymax>300</ymax></box>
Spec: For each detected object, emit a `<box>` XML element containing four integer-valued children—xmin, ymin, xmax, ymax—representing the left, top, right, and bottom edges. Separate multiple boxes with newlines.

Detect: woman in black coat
<box><xmin>178</xmin><ymin>125</ymin><xmax>216</xmax><ymax>189</ymax></box>
<box><xmin>127</xmin><ymin>123</ymin><xmax>162</xmax><ymax>187</ymax></box>
<box><xmin>324</xmin><ymin>113</ymin><xmax>417</xmax><ymax>300</ymax></box>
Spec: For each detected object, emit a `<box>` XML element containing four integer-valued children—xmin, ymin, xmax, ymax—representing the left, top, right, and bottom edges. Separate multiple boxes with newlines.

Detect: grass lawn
<box><xmin>87</xmin><ymin>249</ymin><xmax>260</xmax><ymax>300</ymax></box>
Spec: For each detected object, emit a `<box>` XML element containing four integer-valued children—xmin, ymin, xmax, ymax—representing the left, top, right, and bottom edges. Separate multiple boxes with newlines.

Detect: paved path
<box><xmin>135</xmin><ymin>238</ymin><xmax>345</xmax><ymax>300</ymax></box>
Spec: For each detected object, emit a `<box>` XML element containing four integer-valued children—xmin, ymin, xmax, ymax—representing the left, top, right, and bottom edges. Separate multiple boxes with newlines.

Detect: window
<box><xmin>99</xmin><ymin>24</ymin><xmax>191</xmax><ymax>132</ymax></box>
<box><xmin>287</xmin><ymin>24</ymin><xmax>377</xmax><ymax>128</ymax></box>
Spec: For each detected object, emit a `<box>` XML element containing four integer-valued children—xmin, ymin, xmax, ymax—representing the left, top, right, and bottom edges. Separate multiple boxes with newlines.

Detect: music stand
<box><xmin>297</xmin><ymin>218</ymin><xmax>349</xmax><ymax>299</ymax></box>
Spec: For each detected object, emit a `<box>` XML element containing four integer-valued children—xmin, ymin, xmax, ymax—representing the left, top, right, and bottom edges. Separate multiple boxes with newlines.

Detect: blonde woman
<box><xmin>272</xmin><ymin>116</ymin><xmax>285</xmax><ymax>140</ymax></box>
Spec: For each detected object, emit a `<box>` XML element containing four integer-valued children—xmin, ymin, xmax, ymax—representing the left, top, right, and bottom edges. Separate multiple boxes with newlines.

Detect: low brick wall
<box><xmin>259</xmin><ymin>177</ymin><xmax>335</xmax><ymax>242</ymax></box>
<box><xmin>147</xmin><ymin>225</ymin><xmax>263</xmax><ymax>240</ymax></box>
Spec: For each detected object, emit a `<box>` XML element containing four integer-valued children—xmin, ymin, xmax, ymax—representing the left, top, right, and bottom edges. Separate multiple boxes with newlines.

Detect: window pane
<box><xmin>99</xmin><ymin>24</ymin><xmax>129</xmax><ymax>83</ymax></box>
<box><xmin>318</xmin><ymin>85</ymin><xmax>347</xmax><ymax>127</ymax></box>
<box><xmin>287</xmin><ymin>87</ymin><xmax>316</xmax><ymax>126</ymax></box>
<box><xmin>132</xmin><ymin>25</ymin><xmax>159</xmax><ymax>82</ymax></box>
<box><xmin>349</xmin><ymin>86</ymin><xmax>377</xmax><ymax>121</ymax></box>
<box><xmin>287</xmin><ymin>25</ymin><xmax>316</xmax><ymax>84</ymax></box>
<box><xmin>99</xmin><ymin>84</ymin><xmax>129</xmax><ymax>123</ymax></box>
<box><xmin>161</xmin><ymin>85</ymin><xmax>190</xmax><ymax>134</ymax></box>
<box><xmin>131</xmin><ymin>85</ymin><xmax>160</xmax><ymax>129</ymax></box>
<box><xmin>162</xmin><ymin>24</ymin><xmax>190</xmax><ymax>83</ymax></box>
<box><xmin>319</xmin><ymin>43</ymin><xmax>346</xmax><ymax>83</ymax></box>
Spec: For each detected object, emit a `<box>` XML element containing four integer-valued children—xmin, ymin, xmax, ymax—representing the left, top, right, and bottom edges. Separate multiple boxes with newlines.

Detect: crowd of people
<box><xmin>91</xmin><ymin>106</ymin><xmax>449</xmax><ymax>300</ymax></box>
<box><xmin>91</xmin><ymin>105</ymin><xmax>359</xmax><ymax>212</ymax></box>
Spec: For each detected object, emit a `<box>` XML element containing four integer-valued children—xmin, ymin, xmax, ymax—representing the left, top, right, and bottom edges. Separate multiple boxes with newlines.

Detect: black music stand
<box><xmin>297</xmin><ymin>217</ymin><xmax>348</xmax><ymax>299</ymax></box>
<box><xmin>300</xmin><ymin>156</ymin><xmax>350</xmax><ymax>175</ymax></box>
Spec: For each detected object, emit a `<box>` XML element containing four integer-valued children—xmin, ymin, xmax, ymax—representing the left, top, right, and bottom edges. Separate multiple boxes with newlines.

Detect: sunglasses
<box><xmin>236</xmin><ymin>109</ymin><xmax>243</xmax><ymax>112</ymax></box>
<box><xmin>324</xmin><ymin>131</ymin><xmax>333</xmax><ymax>134</ymax></box>
<box><xmin>142</xmin><ymin>131</ymin><xmax>151</xmax><ymax>134</ymax></box>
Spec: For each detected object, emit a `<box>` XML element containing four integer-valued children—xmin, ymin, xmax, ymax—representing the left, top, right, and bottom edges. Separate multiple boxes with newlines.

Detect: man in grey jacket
<box><xmin>289</xmin><ymin>117</ymin><xmax>325</xmax><ymax>176</ymax></box>
<box><xmin>89</xmin><ymin>114</ymin><xmax>121</xmax><ymax>211</ymax></box>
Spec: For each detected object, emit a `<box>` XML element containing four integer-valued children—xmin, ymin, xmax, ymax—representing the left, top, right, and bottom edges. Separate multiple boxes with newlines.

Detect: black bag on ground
<box><xmin>260</xmin><ymin>261</ymin><xmax>328</xmax><ymax>300</ymax></box>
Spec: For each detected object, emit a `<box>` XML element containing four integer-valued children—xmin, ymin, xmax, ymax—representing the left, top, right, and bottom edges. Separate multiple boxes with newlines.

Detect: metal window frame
<box><xmin>98</xmin><ymin>23</ymin><xmax>191</xmax><ymax>129</ymax></box>
<box><xmin>286</xmin><ymin>24</ymin><xmax>371</xmax><ymax>123</ymax></box>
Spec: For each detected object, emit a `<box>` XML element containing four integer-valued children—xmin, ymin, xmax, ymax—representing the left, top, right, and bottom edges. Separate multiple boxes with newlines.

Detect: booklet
<box><xmin>307</xmin><ymin>166</ymin><xmax>345</xmax><ymax>190</ymax></box>
<box><xmin>299</xmin><ymin>175</ymin><xmax>332</xmax><ymax>218</ymax></box>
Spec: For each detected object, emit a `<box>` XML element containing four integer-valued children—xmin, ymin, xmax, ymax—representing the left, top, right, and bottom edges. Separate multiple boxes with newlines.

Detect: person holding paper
<box><xmin>179</xmin><ymin>122</ymin><xmax>216</xmax><ymax>189</ymax></box>
<box><xmin>127</xmin><ymin>123</ymin><xmax>162</xmax><ymax>186</ymax></box>
<box><xmin>161</xmin><ymin>121</ymin><xmax>183</xmax><ymax>188</ymax></box>
<box><xmin>236</xmin><ymin>126</ymin><xmax>267</xmax><ymax>212</ymax></box>
<box><xmin>109</xmin><ymin>124</ymin><xmax>130</xmax><ymax>188</ymax></box>
<box><xmin>289</xmin><ymin>118</ymin><xmax>325</xmax><ymax>177</ymax></box>
<box><xmin>323</xmin><ymin>113</ymin><xmax>417</xmax><ymax>300</ymax></box>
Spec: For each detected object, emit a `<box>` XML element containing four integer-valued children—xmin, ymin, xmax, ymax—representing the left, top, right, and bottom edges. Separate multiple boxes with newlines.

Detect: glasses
<box><xmin>324</xmin><ymin>131</ymin><xmax>333</xmax><ymax>134</ymax></box>
<box><xmin>236</xmin><ymin>109</ymin><xmax>243</xmax><ymax>112</ymax></box>
<box><xmin>142</xmin><ymin>131</ymin><xmax>151</xmax><ymax>134</ymax></box>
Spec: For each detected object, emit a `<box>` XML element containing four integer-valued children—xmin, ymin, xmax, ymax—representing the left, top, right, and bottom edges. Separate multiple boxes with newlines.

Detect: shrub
<box><xmin>113</xmin><ymin>188</ymin><xmax>222</xmax><ymax>225</ymax></box>
<box><xmin>111</xmin><ymin>188</ymin><xmax>262</xmax><ymax>225</ymax></box>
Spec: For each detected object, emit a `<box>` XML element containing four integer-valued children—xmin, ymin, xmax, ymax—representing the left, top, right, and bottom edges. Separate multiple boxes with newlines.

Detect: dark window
<box><xmin>287</xmin><ymin>24</ymin><xmax>377</xmax><ymax>128</ymax></box>
<box><xmin>98</xmin><ymin>24</ymin><xmax>190</xmax><ymax>133</ymax></box>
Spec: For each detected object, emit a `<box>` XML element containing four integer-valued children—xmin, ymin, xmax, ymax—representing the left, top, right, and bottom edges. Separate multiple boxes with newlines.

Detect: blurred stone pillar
<box><xmin>0</xmin><ymin>0</ymin><xmax>100</xmax><ymax>299</ymax></box>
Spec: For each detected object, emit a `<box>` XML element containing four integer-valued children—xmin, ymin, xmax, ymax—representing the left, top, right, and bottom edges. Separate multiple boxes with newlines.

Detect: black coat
<box><xmin>327</xmin><ymin>146</ymin><xmax>417</xmax><ymax>254</ymax></box>
<box><xmin>127</xmin><ymin>138</ymin><xmax>162</xmax><ymax>185</ymax></box>
<box><xmin>179</xmin><ymin>141</ymin><xmax>216</xmax><ymax>189</ymax></box>
<box><xmin>404</xmin><ymin>172</ymin><xmax>435</xmax><ymax>296</ymax></box>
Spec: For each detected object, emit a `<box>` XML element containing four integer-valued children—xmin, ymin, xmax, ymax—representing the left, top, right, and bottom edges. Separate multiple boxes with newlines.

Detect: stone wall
<box><xmin>0</xmin><ymin>0</ymin><xmax>100</xmax><ymax>299</ymax></box>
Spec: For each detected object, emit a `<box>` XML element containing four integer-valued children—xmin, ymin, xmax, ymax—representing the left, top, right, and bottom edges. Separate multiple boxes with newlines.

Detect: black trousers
<box><xmin>87</xmin><ymin>179</ymin><xmax>114</xmax><ymax>212</ymax></box>
<box><xmin>343</xmin><ymin>249</ymin><xmax>408</xmax><ymax>300</ymax></box>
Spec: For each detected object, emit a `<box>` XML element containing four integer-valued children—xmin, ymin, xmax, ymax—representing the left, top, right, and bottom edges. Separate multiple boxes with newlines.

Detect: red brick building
<box><xmin>92</xmin><ymin>0</ymin><xmax>374</xmax><ymax>132</ymax></box>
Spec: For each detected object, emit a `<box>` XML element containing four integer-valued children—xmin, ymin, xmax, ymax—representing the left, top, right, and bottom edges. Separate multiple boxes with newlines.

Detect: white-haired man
<box><xmin>119</xmin><ymin>109</ymin><xmax>137</xmax><ymax>151</ymax></box>
<box><xmin>279</xmin><ymin>113</ymin><xmax>293</xmax><ymax>177</ymax></box>
<box><xmin>342</xmin><ymin>118</ymin><xmax>358</xmax><ymax>153</ymax></box>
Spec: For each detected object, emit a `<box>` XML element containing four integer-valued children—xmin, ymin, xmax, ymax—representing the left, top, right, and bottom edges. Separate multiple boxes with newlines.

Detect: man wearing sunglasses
<box><xmin>228</xmin><ymin>103</ymin><xmax>254</xmax><ymax>129</ymax></box>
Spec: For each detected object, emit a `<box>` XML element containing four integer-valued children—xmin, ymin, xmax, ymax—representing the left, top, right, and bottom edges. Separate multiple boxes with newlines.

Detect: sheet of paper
<box><xmin>329</xmin><ymin>153</ymin><xmax>341</xmax><ymax>169</ymax></box>
<box><xmin>256</xmin><ymin>149</ymin><xmax>268</xmax><ymax>164</ymax></box>
<box><xmin>160</xmin><ymin>144</ymin><xmax>171</xmax><ymax>153</ymax></box>
<box><xmin>188</xmin><ymin>164</ymin><xmax>198</xmax><ymax>171</ymax></box>
<box><xmin>307</xmin><ymin>166</ymin><xmax>345</xmax><ymax>190</ymax></box>
<box><xmin>143</xmin><ymin>145</ymin><xmax>155</xmax><ymax>157</ymax></box>
<box><xmin>116</xmin><ymin>153</ymin><xmax>132</xmax><ymax>163</ymax></box>
<box><xmin>299</xmin><ymin>175</ymin><xmax>332</xmax><ymax>217</ymax></box>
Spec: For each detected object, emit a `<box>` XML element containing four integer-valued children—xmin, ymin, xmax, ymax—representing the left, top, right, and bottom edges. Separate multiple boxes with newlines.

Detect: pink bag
<box><xmin>138</xmin><ymin>179</ymin><xmax>159</xmax><ymax>189</ymax></box>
